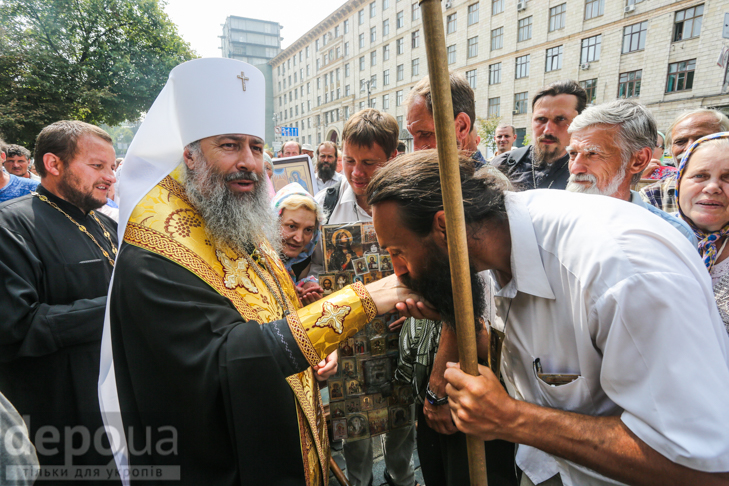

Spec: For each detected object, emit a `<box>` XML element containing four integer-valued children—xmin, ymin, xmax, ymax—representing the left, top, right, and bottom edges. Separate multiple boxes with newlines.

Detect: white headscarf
<box><xmin>98</xmin><ymin>58</ymin><xmax>265</xmax><ymax>484</ymax></box>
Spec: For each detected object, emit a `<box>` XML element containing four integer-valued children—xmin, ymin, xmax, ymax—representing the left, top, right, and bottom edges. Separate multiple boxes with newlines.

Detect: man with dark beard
<box><xmin>491</xmin><ymin>80</ymin><xmax>587</xmax><ymax>190</ymax></box>
<box><xmin>0</xmin><ymin>120</ymin><xmax>119</xmax><ymax>483</ymax></box>
<box><xmin>99</xmin><ymin>58</ymin><xmax>422</xmax><ymax>486</ymax></box>
<box><xmin>314</xmin><ymin>141</ymin><xmax>342</xmax><ymax>193</ymax></box>
<box><xmin>369</xmin><ymin>150</ymin><xmax>729</xmax><ymax>486</ymax></box>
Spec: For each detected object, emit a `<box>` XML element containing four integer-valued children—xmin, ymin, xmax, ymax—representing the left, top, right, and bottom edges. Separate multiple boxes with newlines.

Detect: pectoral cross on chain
<box><xmin>237</xmin><ymin>72</ymin><xmax>249</xmax><ymax>91</ymax></box>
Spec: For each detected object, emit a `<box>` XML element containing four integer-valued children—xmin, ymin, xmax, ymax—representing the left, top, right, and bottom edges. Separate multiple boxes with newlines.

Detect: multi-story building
<box><xmin>270</xmin><ymin>0</ymin><xmax>729</xmax><ymax>152</ymax></box>
<box><xmin>220</xmin><ymin>16</ymin><xmax>282</xmax><ymax>144</ymax></box>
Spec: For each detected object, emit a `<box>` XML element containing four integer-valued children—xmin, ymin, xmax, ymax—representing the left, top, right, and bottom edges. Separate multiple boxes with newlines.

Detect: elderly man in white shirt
<box><xmin>367</xmin><ymin>150</ymin><xmax>729</xmax><ymax>486</ymax></box>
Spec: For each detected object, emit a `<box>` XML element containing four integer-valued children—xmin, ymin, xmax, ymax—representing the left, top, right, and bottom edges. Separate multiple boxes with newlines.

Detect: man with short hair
<box><xmin>313</xmin><ymin>108</ymin><xmax>418</xmax><ymax>486</ymax></box>
<box><xmin>405</xmin><ymin>72</ymin><xmax>486</xmax><ymax>166</ymax></box>
<box><xmin>4</xmin><ymin>144</ymin><xmax>39</xmax><ymax>181</ymax></box>
<box><xmin>283</xmin><ymin>140</ymin><xmax>302</xmax><ymax>157</ymax></box>
<box><xmin>99</xmin><ymin>59</ymin><xmax>418</xmax><ymax>486</ymax></box>
<box><xmin>368</xmin><ymin>151</ymin><xmax>729</xmax><ymax>486</ymax></box>
<box><xmin>397</xmin><ymin>140</ymin><xmax>407</xmax><ymax>156</ymax></box>
<box><xmin>0</xmin><ymin>121</ymin><xmax>118</xmax><ymax>478</ymax></box>
<box><xmin>0</xmin><ymin>138</ymin><xmax>39</xmax><ymax>203</ymax></box>
<box><xmin>302</xmin><ymin>143</ymin><xmax>315</xmax><ymax>159</ymax></box>
<box><xmin>314</xmin><ymin>140</ymin><xmax>343</xmax><ymax>192</ymax></box>
<box><xmin>491</xmin><ymin>125</ymin><xmax>516</xmax><ymax>159</ymax></box>
<box><xmin>566</xmin><ymin>99</ymin><xmax>696</xmax><ymax>245</ymax></box>
<box><xmin>492</xmin><ymin>80</ymin><xmax>587</xmax><ymax>190</ymax></box>
<box><xmin>640</xmin><ymin>108</ymin><xmax>729</xmax><ymax>213</ymax></box>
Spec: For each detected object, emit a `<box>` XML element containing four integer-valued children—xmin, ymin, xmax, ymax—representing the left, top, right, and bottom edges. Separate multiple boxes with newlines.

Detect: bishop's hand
<box><xmin>364</xmin><ymin>273</ymin><xmax>437</xmax><ymax>317</ymax></box>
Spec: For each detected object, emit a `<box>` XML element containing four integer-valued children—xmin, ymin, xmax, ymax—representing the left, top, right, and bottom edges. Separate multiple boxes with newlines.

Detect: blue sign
<box><xmin>280</xmin><ymin>126</ymin><xmax>299</xmax><ymax>137</ymax></box>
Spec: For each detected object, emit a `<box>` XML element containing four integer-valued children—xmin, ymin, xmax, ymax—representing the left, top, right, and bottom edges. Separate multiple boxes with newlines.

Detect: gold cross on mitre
<box><xmin>237</xmin><ymin>71</ymin><xmax>249</xmax><ymax>91</ymax></box>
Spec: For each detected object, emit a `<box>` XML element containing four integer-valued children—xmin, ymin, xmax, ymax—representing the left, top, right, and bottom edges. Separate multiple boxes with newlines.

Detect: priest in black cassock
<box><xmin>99</xmin><ymin>58</ymin><xmax>420</xmax><ymax>486</ymax></box>
<box><xmin>0</xmin><ymin>120</ymin><xmax>119</xmax><ymax>482</ymax></box>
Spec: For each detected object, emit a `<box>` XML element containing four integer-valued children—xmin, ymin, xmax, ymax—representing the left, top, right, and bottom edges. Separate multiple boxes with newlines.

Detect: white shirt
<box><xmin>315</xmin><ymin>171</ymin><xmax>343</xmax><ymax>196</ymax></box>
<box><xmin>312</xmin><ymin>178</ymin><xmax>371</xmax><ymax>275</ymax></box>
<box><xmin>492</xmin><ymin>190</ymin><xmax>729</xmax><ymax>486</ymax></box>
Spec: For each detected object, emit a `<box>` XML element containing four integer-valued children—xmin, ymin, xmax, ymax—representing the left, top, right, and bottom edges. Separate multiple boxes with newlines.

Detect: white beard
<box><xmin>566</xmin><ymin>167</ymin><xmax>626</xmax><ymax>197</ymax></box>
<box><xmin>183</xmin><ymin>155</ymin><xmax>280</xmax><ymax>254</ymax></box>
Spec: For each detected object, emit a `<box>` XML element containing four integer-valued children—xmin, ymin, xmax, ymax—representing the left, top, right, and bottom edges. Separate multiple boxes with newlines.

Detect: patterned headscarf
<box><xmin>676</xmin><ymin>131</ymin><xmax>729</xmax><ymax>271</ymax></box>
<box><xmin>271</xmin><ymin>183</ymin><xmax>321</xmax><ymax>283</ymax></box>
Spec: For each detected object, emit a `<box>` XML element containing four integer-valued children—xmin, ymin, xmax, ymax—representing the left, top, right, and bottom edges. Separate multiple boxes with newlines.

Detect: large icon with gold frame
<box><xmin>322</xmin><ymin>223</ymin><xmax>364</xmax><ymax>273</ymax></box>
<box><xmin>271</xmin><ymin>154</ymin><xmax>319</xmax><ymax>195</ymax></box>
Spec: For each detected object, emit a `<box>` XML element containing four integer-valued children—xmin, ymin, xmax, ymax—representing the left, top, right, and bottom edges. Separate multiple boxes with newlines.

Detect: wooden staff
<box><xmin>418</xmin><ymin>0</ymin><xmax>488</xmax><ymax>485</ymax></box>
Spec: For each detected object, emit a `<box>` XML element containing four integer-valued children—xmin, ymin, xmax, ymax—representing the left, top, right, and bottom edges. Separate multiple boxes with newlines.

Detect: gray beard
<box><xmin>183</xmin><ymin>157</ymin><xmax>280</xmax><ymax>254</ymax></box>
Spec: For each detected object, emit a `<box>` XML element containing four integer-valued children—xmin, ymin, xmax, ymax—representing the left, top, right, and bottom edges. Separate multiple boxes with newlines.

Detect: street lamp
<box><xmin>360</xmin><ymin>79</ymin><xmax>371</xmax><ymax>107</ymax></box>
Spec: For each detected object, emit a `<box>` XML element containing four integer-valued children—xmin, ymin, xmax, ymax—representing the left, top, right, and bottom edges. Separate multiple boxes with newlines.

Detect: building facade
<box><xmin>221</xmin><ymin>16</ymin><xmax>282</xmax><ymax>144</ymax></box>
<box><xmin>270</xmin><ymin>0</ymin><xmax>729</xmax><ymax>152</ymax></box>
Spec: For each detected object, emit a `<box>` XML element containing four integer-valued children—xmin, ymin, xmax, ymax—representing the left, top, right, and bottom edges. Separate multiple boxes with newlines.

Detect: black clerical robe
<box><xmin>0</xmin><ymin>186</ymin><xmax>117</xmax><ymax>478</ymax></box>
<box><xmin>109</xmin><ymin>244</ymin><xmax>322</xmax><ymax>485</ymax></box>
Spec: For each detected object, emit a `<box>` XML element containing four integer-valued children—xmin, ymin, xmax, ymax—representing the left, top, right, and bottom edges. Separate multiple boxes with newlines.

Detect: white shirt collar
<box><xmin>496</xmin><ymin>192</ymin><xmax>555</xmax><ymax>300</ymax></box>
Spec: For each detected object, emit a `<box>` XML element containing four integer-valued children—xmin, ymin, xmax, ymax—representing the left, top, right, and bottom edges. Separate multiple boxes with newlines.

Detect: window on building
<box><xmin>316</xmin><ymin>59</ymin><xmax>320</xmax><ymax>71</ymax></box>
<box><xmin>412</xmin><ymin>58</ymin><xmax>420</xmax><ymax>76</ymax></box>
<box><xmin>488</xmin><ymin>97</ymin><xmax>500</xmax><ymax>117</ymax></box>
<box><xmin>397</xmin><ymin>63</ymin><xmax>404</xmax><ymax>80</ymax></box>
<box><xmin>371</xmin><ymin>74</ymin><xmax>377</xmax><ymax>88</ymax></box>
<box><xmin>492</xmin><ymin>0</ymin><xmax>503</xmax><ymax>15</ymax></box>
<box><xmin>545</xmin><ymin>45</ymin><xmax>563</xmax><ymax>72</ymax></box>
<box><xmin>397</xmin><ymin>38</ymin><xmax>405</xmax><ymax>54</ymax></box>
<box><xmin>579</xmin><ymin>78</ymin><xmax>597</xmax><ymax>104</ymax></box>
<box><xmin>518</xmin><ymin>16</ymin><xmax>532</xmax><ymax>42</ymax></box>
<box><xmin>371</xmin><ymin>26</ymin><xmax>377</xmax><ymax>43</ymax></box>
<box><xmin>371</xmin><ymin>98</ymin><xmax>377</xmax><ymax>109</ymax></box>
<box><xmin>383</xmin><ymin>0</ymin><xmax>389</xmax><ymax>10</ymax></box>
<box><xmin>383</xmin><ymin>44</ymin><xmax>390</xmax><ymax>61</ymax></box>
<box><xmin>383</xmin><ymin>94</ymin><xmax>390</xmax><ymax>109</ymax></box>
<box><xmin>397</xmin><ymin>90</ymin><xmax>403</xmax><ymax>105</ymax></box>
<box><xmin>346</xmin><ymin>84</ymin><xmax>351</xmax><ymax>96</ymax></box>
<box><xmin>489</xmin><ymin>62</ymin><xmax>501</xmax><ymax>84</ymax></box>
<box><xmin>447</xmin><ymin>13</ymin><xmax>457</xmax><ymax>34</ymax></box>
<box><xmin>412</xmin><ymin>30</ymin><xmax>420</xmax><ymax>48</ymax></box>
<box><xmin>666</xmin><ymin>59</ymin><xmax>696</xmax><ymax>93</ymax></box>
<box><xmin>345</xmin><ymin>42</ymin><xmax>350</xmax><ymax>57</ymax></box>
<box><xmin>307</xmin><ymin>65</ymin><xmax>311</xmax><ymax>76</ymax></box>
<box><xmin>447</xmin><ymin>44</ymin><xmax>456</xmax><ymax>64</ymax></box>
<box><xmin>618</xmin><ymin>70</ymin><xmax>642</xmax><ymax>98</ymax></box>
<box><xmin>412</xmin><ymin>2</ymin><xmax>420</xmax><ymax>21</ymax></box>
<box><xmin>317</xmin><ymin>96</ymin><xmax>321</xmax><ymax>106</ymax></box>
<box><xmin>397</xmin><ymin>115</ymin><xmax>403</xmax><ymax>129</ymax></box>
<box><xmin>317</xmin><ymin>77</ymin><xmax>321</xmax><ymax>89</ymax></box>
<box><xmin>622</xmin><ymin>21</ymin><xmax>647</xmax><ymax>53</ymax></box>
<box><xmin>359</xmin><ymin>101</ymin><xmax>365</xmax><ymax>110</ymax></box>
<box><xmin>360</xmin><ymin>56</ymin><xmax>365</xmax><ymax>71</ymax></box>
<box><xmin>397</xmin><ymin>10</ymin><xmax>404</xmax><ymax>29</ymax></box>
<box><xmin>344</xmin><ymin>106</ymin><xmax>350</xmax><ymax>119</ymax></box>
<box><xmin>371</xmin><ymin>51</ymin><xmax>377</xmax><ymax>66</ymax></box>
<box><xmin>515</xmin><ymin>54</ymin><xmax>530</xmax><ymax>79</ymax></box>
<box><xmin>370</xmin><ymin>1</ymin><xmax>376</xmax><ymax>17</ymax></box>
<box><xmin>306</xmin><ymin>46</ymin><xmax>310</xmax><ymax>58</ymax></box>
<box><xmin>359</xmin><ymin>33</ymin><xmax>365</xmax><ymax>49</ymax></box>
<box><xmin>549</xmin><ymin>4</ymin><xmax>566</xmax><ymax>32</ymax></box>
<box><xmin>584</xmin><ymin>0</ymin><xmax>604</xmax><ymax>20</ymax></box>
<box><xmin>383</xmin><ymin>19</ymin><xmax>390</xmax><ymax>36</ymax></box>
<box><xmin>514</xmin><ymin>92</ymin><xmax>528</xmax><ymax>114</ymax></box>
<box><xmin>581</xmin><ymin>35</ymin><xmax>601</xmax><ymax>63</ymax></box>
<box><xmin>359</xmin><ymin>9</ymin><xmax>365</xmax><ymax>24</ymax></box>
<box><xmin>384</xmin><ymin>69</ymin><xmax>390</xmax><ymax>85</ymax></box>
<box><xmin>674</xmin><ymin>5</ymin><xmax>703</xmax><ymax>42</ymax></box>
<box><xmin>467</xmin><ymin>36</ymin><xmax>478</xmax><ymax>58</ymax></box>
<box><xmin>344</xmin><ymin>20</ymin><xmax>350</xmax><ymax>35</ymax></box>
<box><xmin>491</xmin><ymin>27</ymin><xmax>503</xmax><ymax>51</ymax></box>
<box><xmin>345</xmin><ymin>63</ymin><xmax>350</xmax><ymax>77</ymax></box>
<box><xmin>468</xmin><ymin>3</ymin><xmax>479</xmax><ymax>25</ymax></box>
<box><xmin>316</xmin><ymin>39</ymin><xmax>320</xmax><ymax>51</ymax></box>
<box><xmin>466</xmin><ymin>69</ymin><xmax>477</xmax><ymax>89</ymax></box>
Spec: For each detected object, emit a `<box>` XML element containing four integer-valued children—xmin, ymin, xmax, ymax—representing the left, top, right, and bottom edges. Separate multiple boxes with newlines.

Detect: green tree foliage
<box><xmin>476</xmin><ymin>115</ymin><xmax>502</xmax><ymax>154</ymax></box>
<box><xmin>0</xmin><ymin>0</ymin><xmax>196</xmax><ymax>149</ymax></box>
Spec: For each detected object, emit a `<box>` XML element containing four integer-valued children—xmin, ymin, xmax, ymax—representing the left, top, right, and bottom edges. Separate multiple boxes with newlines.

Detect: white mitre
<box><xmin>99</xmin><ymin>58</ymin><xmax>265</xmax><ymax>485</ymax></box>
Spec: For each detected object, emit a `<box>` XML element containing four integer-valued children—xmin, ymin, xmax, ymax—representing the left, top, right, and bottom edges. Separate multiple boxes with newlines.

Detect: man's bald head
<box><xmin>283</xmin><ymin>141</ymin><xmax>301</xmax><ymax>157</ymax></box>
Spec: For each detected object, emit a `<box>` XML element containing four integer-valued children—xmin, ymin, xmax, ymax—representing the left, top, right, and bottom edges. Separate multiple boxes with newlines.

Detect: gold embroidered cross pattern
<box><xmin>314</xmin><ymin>301</ymin><xmax>351</xmax><ymax>334</ymax></box>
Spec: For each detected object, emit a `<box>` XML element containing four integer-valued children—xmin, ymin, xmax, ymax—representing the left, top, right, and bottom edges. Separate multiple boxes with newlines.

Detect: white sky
<box><xmin>164</xmin><ymin>0</ymin><xmax>349</xmax><ymax>58</ymax></box>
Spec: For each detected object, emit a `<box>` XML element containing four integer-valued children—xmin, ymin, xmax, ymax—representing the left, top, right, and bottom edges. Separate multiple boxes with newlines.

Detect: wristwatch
<box><xmin>425</xmin><ymin>383</ymin><xmax>449</xmax><ymax>406</ymax></box>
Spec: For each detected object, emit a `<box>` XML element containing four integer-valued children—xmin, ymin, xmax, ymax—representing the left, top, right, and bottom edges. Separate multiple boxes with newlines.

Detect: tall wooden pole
<box><xmin>418</xmin><ymin>1</ymin><xmax>488</xmax><ymax>485</ymax></box>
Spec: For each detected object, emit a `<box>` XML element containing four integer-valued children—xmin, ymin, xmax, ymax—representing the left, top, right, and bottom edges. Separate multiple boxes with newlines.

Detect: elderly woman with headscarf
<box><xmin>271</xmin><ymin>182</ymin><xmax>325</xmax><ymax>305</ymax></box>
<box><xmin>676</xmin><ymin>132</ymin><xmax>729</xmax><ymax>332</ymax></box>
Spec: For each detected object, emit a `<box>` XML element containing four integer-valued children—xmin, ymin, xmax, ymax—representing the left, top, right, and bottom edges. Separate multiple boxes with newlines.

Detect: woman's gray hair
<box><xmin>568</xmin><ymin>99</ymin><xmax>657</xmax><ymax>184</ymax></box>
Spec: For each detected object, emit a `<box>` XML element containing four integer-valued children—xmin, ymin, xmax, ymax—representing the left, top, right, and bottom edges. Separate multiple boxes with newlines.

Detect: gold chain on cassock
<box><xmin>32</xmin><ymin>192</ymin><xmax>117</xmax><ymax>267</ymax></box>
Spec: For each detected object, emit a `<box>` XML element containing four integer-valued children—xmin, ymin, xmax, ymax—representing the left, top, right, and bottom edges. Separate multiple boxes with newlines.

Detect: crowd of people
<box><xmin>0</xmin><ymin>56</ymin><xmax>727</xmax><ymax>486</ymax></box>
